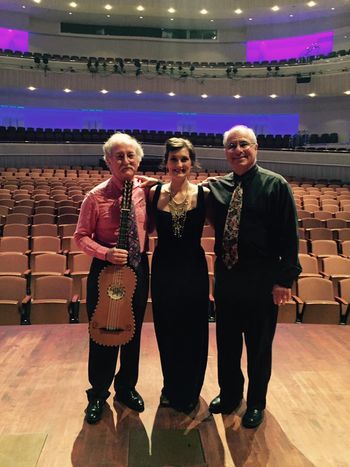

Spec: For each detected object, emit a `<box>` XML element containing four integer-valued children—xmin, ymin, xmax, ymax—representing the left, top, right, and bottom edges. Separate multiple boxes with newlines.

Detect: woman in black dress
<box><xmin>149</xmin><ymin>138</ymin><xmax>209</xmax><ymax>414</ymax></box>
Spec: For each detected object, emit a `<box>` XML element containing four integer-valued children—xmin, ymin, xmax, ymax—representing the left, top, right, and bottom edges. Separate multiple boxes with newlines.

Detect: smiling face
<box><xmin>166</xmin><ymin>147</ymin><xmax>192</xmax><ymax>180</ymax></box>
<box><xmin>224</xmin><ymin>128</ymin><xmax>258</xmax><ymax>176</ymax></box>
<box><xmin>106</xmin><ymin>142</ymin><xmax>141</xmax><ymax>182</ymax></box>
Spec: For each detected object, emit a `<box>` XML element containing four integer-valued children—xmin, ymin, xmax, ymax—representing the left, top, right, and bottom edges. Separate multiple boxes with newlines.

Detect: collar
<box><xmin>233</xmin><ymin>164</ymin><xmax>258</xmax><ymax>184</ymax></box>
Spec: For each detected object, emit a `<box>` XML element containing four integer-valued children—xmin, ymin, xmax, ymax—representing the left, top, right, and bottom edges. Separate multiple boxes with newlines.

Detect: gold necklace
<box><xmin>167</xmin><ymin>183</ymin><xmax>189</xmax><ymax>238</ymax></box>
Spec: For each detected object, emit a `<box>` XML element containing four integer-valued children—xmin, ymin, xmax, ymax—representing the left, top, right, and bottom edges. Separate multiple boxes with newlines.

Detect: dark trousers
<box><xmin>214</xmin><ymin>260</ymin><xmax>278</xmax><ymax>410</ymax></box>
<box><xmin>86</xmin><ymin>254</ymin><xmax>149</xmax><ymax>401</ymax></box>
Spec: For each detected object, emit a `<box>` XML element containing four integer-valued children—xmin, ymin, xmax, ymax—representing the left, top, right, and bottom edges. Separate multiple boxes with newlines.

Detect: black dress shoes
<box><xmin>85</xmin><ymin>398</ymin><xmax>105</xmax><ymax>424</ymax></box>
<box><xmin>114</xmin><ymin>388</ymin><xmax>145</xmax><ymax>412</ymax></box>
<box><xmin>209</xmin><ymin>395</ymin><xmax>242</xmax><ymax>414</ymax></box>
<box><xmin>159</xmin><ymin>392</ymin><xmax>171</xmax><ymax>407</ymax></box>
<box><xmin>242</xmin><ymin>408</ymin><xmax>264</xmax><ymax>428</ymax></box>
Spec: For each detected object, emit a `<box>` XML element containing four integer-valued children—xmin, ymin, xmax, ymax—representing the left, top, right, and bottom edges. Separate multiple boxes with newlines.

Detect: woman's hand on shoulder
<box><xmin>137</xmin><ymin>175</ymin><xmax>160</xmax><ymax>188</ymax></box>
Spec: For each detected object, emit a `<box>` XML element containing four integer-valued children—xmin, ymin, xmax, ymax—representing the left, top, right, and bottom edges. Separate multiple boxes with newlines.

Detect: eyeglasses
<box><xmin>225</xmin><ymin>140</ymin><xmax>255</xmax><ymax>151</ymax></box>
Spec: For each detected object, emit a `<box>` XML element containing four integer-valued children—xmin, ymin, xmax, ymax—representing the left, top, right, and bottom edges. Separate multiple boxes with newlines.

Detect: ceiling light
<box><xmin>210</xmin><ymin>19</ymin><xmax>214</xmax><ymax>22</ymax></box>
<box><xmin>308</xmin><ymin>92</ymin><xmax>316</xmax><ymax>97</ymax></box>
<box><xmin>234</xmin><ymin>9</ymin><xmax>243</xmax><ymax>15</ymax></box>
<box><xmin>104</xmin><ymin>4</ymin><xmax>112</xmax><ymax>10</ymax></box>
<box><xmin>63</xmin><ymin>88</ymin><xmax>72</xmax><ymax>93</ymax></box>
<box><xmin>233</xmin><ymin>94</ymin><xmax>241</xmax><ymax>99</ymax></box>
<box><xmin>106</xmin><ymin>14</ymin><xmax>110</xmax><ymax>17</ymax></box>
<box><xmin>344</xmin><ymin>91</ymin><xmax>350</xmax><ymax>95</ymax></box>
<box><xmin>168</xmin><ymin>7</ymin><xmax>176</xmax><ymax>13</ymax></box>
<box><xmin>248</xmin><ymin>17</ymin><xmax>253</xmax><ymax>21</ymax></box>
<box><xmin>271</xmin><ymin>6</ymin><xmax>280</xmax><ymax>12</ymax></box>
<box><xmin>27</xmin><ymin>86</ymin><xmax>36</xmax><ymax>91</ymax></box>
<box><xmin>331</xmin><ymin>7</ymin><xmax>335</xmax><ymax>10</ymax></box>
<box><xmin>269</xmin><ymin>94</ymin><xmax>278</xmax><ymax>98</ymax></box>
<box><xmin>168</xmin><ymin>92</ymin><xmax>175</xmax><ymax>96</ymax></box>
<box><xmin>307</xmin><ymin>1</ymin><xmax>316</xmax><ymax>6</ymax></box>
<box><xmin>135</xmin><ymin>90</ymin><xmax>142</xmax><ymax>94</ymax></box>
<box><xmin>68</xmin><ymin>12</ymin><xmax>72</xmax><ymax>15</ymax></box>
<box><xmin>69</xmin><ymin>2</ymin><xmax>77</xmax><ymax>7</ymax></box>
<box><xmin>136</xmin><ymin>5</ymin><xmax>144</xmax><ymax>11</ymax></box>
<box><xmin>200</xmin><ymin>9</ymin><xmax>208</xmax><ymax>15</ymax></box>
<box><xmin>201</xmin><ymin>93</ymin><xmax>208</xmax><ymax>98</ymax></box>
<box><xmin>22</xmin><ymin>5</ymin><xmax>26</xmax><ymax>8</ymax></box>
<box><xmin>100</xmin><ymin>89</ymin><xmax>108</xmax><ymax>94</ymax></box>
<box><xmin>170</xmin><ymin>18</ymin><xmax>174</xmax><ymax>21</ymax></box>
<box><xmin>289</xmin><ymin>14</ymin><xmax>294</xmax><ymax>17</ymax></box>
<box><xmin>139</xmin><ymin>16</ymin><xmax>143</xmax><ymax>19</ymax></box>
<box><xmin>32</xmin><ymin>0</ymin><xmax>41</xmax><ymax>4</ymax></box>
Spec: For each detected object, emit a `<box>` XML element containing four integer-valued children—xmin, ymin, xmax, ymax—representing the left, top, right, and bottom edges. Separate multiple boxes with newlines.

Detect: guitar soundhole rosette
<box><xmin>107</xmin><ymin>283</ymin><xmax>126</xmax><ymax>300</ymax></box>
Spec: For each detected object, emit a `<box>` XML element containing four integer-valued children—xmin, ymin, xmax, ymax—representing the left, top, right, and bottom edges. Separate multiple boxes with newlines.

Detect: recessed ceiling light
<box><xmin>22</xmin><ymin>5</ymin><xmax>26</xmax><ymax>8</ymax></box>
<box><xmin>27</xmin><ymin>86</ymin><xmax>36</xmax><ymax>91</ymax></box>
<box><xmin>170</xmin><ymin>18</ymin><xmax>174</xmax><ymax>21</ymax></box>
<box><xmin>233</xmin><ymin>94</ymin><xmax>241</xmax><ymax>99</ymax></box>
<box><xmin>168</xmin><ymin>92</ymin><xmax>175</xmax><ymax>96</ymax></box>
<box><xmin>32</xmin><ymin>0</ymin><xmax>41</xmax><ymax>4</ymax></box>
<box><xmin>139</xmin><ymin>16</ymin><xmax>143</xmax><ymax>19</ymax></box>
<box><xmin>331</xmin><ymin>7</ymin><xmax>335</xmax><ymax>10</ymax></box>
<box><xmin>344</xmin><ymin>90</ymin><xmax>350</xmax><ymax>95</ymax></box>
<box><xmin>100</xmin><ymin>89</ymin><xmax>108</xmax><ymax>94</ymax></box>
<box><xmin>68</xmin><ymin>12</ymin><xmax>72</xmax><ymax>15</ymax></box>
<box><xmin>248</xmin><ymin>17</ymin><xmax>253</xmax><ymax>21</ymax></box>
<box><xmin>201</xmin><ymin>93</ymin><xmax>208</xmax><ymax>98</ymax></box>
<box><xmin>289</xmin><ymin>14</ymin><xmax>294</xmax><ymax>17</ymax></box>
<box><xmin>271</xmin><ymin>6</ymin><xmax>280</xmax><ymax>12</ymax></box>
<box><xmin>168</xmin><ymin>7</ymin><xmax>176</xmax><ymax>13</ymax></box>
<box><xmin>104</xmin><ymin>4</ymin><xmax>112</xmax><ymax>10</ymax></box>
<box><xmin>64</xmin><ymin>88</ymin><xmax>72</xmax><ymax>93</ymax></box>
<box><xmin>106</xmin><ymin>14</ymin><xmax>110</xmax><ymax>17</ymax></box>
<box><xmin>269</xmin><ymin>94</ymin><xmax>278</xmax><ymax>98</ymax></box>
<box><xmin>136</xmin><ymin>5</ymin><xmax>144</xmax><ymax>11</ymax></box>
<box><xmin>210</xmin><ymin>19</ymin><xmax>214</xmax><ymax>22</ymax></box>
<box><xmin>69</xmin><ymin>2</ymin><xmax>77</xmax><ymax>7</ymax></box>
<box><xmin>307</xmin><ymin>1</ymin><xmax>316</xmax><ymax>7</ymax></box>
<box><xmin>135</xmin><ymin>90</ymin><xmax>142</xmax><ymax>94</ymax></box>
<box><xmin>308</xmin><ymin>92</ymin><xmax>316</xmax><ymax>97</ymax></box>
<box><xmin>234</xmin><ymin>9</ymin><xmax>243</xmax><ymax>15</ymax></box>
<box><xmin>200</xmin><ymin>9</ymin><xmax>208</xmax><ymax>15</ymax></box>
<box><xmin>344</xmin><ymin>35</ymin><xmax>348</xmax><ymax>39</ymax></box>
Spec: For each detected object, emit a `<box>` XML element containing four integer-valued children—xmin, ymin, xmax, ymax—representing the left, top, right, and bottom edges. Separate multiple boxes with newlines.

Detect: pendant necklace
<box><xmin>167</xmin><ymin>182</ymin><xmax>189</xmax><ymax>238</ymax></box>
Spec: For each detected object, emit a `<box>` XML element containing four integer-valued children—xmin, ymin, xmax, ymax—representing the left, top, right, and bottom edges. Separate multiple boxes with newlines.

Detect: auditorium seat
<box><xmin>29</xmin><ymin>276</ymin><xmax>78</xmax><ymax>324</ymax></box>
<box><xmin>2</xmin><ymin>223</ymin><xmax>29</xmax><ymax>237</ymax></box>
<box><xmin>77</xmin><ymin>276</ymin><xmax>88</xmax><ymax>323</ymax></box>
<box><xmin>337</xmin><ymin>278</ymin><xmax>350</xmax><ymax>324</ymax></box>
<box><xmin>68</xmin><ymin>252</ymin><xmax>92</xmax><ymax>295</ymax></box>
<box><xmin>30</xmin><ymin>253</ymin><xmax>69</xmax><ymax>294</ymax></box>
<box><xmin>321</xmin><ymin>256</ymin><xmax>350</xmax><ymax>294</ymax></box>
<box><xmin>0</xmin><ymin>276</ymin><xmax>30</xmax><ymax>325</ymax></box>
<box><xmin>298</xmin><ymin>253</ymin><xmax>322</xmax><ymax>278</ymax></box>
<box><xmin>31</xmin><ymin>223</ymin><xmax>58</xmax><ymax>237</ymax></box>
<box><xmin>295</xmin><ymin>277</ymin><xmax>341</xmax><ymax>324</ymax></box>
<box><xmin>0</xmin><ymin>236</ymin><xmax>30</xmax><ymax>255</ymax></box>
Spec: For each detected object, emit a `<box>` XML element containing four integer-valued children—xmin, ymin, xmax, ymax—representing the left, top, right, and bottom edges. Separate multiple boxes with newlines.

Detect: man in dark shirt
<box><xmin>208</xmin><ymin>125</ymin><xmax>301</xmax><ymax>428</ymax></box>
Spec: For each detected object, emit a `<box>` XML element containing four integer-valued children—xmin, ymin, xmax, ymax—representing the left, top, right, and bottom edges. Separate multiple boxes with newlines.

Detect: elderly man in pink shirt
<box><xmin>74</xmin><ymin>132</ymin><xmax>152</xmax><ymax>424</ymax></box>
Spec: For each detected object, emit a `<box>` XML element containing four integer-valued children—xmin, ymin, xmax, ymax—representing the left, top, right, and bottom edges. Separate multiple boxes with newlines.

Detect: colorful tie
<box><xmin>222</xmin><ymin>182</ymin><xmax>243</xmax><ymax>269</ymax></box>
<box><xmin>128</xmin><ymin>201</ymin><xmax>141</xmax><ymax>270</ymax></box>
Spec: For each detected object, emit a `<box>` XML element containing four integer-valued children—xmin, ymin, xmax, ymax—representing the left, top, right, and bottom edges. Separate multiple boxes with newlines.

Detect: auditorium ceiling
<box><xmin>1</xmin><ymin>0</ymin><xmax>350</xmax><ymax>28</ymax></box>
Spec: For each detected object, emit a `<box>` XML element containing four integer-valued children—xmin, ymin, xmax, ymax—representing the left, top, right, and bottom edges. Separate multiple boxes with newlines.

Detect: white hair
<box><xmin>103</xmin><ymin>132</ymin><xmax>144</xmax><ymax>161</ymax></box>
<box><xmin>223</xmin><ymin>125</ymin><xmax>257</xmax><ymax>146</ymax></box>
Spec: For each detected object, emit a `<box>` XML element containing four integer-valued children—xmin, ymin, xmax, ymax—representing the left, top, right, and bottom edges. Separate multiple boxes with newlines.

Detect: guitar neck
<box><xmin>117</xmin><ymin>180</ymin><xmax>133</xmax><ymax>250</ymax></box>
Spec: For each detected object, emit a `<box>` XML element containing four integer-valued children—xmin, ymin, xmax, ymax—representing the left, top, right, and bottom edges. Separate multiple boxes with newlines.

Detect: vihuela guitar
<box><xmin>89</xmin><ymin>180</ymin><xmax>137</xmax><ymax>346</ymax></box>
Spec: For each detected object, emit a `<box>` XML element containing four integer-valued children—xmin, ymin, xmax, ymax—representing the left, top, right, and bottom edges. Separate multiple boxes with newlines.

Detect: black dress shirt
<box><xmin>208</xmin><ymin>164</ymin><xmax>301</xmax><ymax>288</ymax></box>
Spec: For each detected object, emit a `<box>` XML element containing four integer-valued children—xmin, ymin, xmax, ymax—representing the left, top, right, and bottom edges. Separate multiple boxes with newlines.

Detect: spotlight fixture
<box><xmin>135</xmin><ymin>90</ymin><xmax>142</xmax><ymax>94</ymax></box>
<box><xmin>344</xmin><ymin>90</ymin><xmax>350</xmax><ymax>95</ymax></box>
<box><xmin>63</xmin><ymin>88</ymin><xmax>72</xmax><ymax>93</ymax></box>
<box><xmin>271</xmin><ymin>6</ymin><xmax>280</xmax><ymax>12</ymax></box>
<box><xmin>100</xmin><ymin>89</ymin><xmax>108</xmax><ymax>94</ymax></box>
<box><xmin>136</xmin><ymin>5</ymin><xmax>144</xmax><ymax>11</ymax></box>
<box><xmin>168</xmin><ymin>92</ymin><xmax>175</xmax><ymax>96</ymax></box>
<box><xmin>104</xmin><ymin>4</ymin><xmax>112</xmax><ymax>10</ymax></box>
<box><xmin>233</xmin><ymin>94</ymin><xmax>241</xmax><ymax>99</ymax></box>
<box><xmin>308</xmin><ymin>92</ymin><xmax>316</xmax><ymax>97</ymax></box>
<box><xmin>27</xmin><ymin>86</ymin><xmax>36</xmax><ymax>91</ymax></box>
<box><xmin>201</xmin><ymin>94</ymin><xmax>208</xmax><ymax>98</ymax></box>
<box><xmin>269</xmin><ymin>94</ymin><xmax>278</xmax><ymax>98</ymax></box>
<box><xmin>307</xmin><ymin>1</ymin><xmax>316</xmax><ymax>7</ymax></box>
<box><xmin>168</xmin><ymin>7</ymin><xmax>176</xmax><ymax>13</ymax></box>
<box><xmin>200</xmin><ymin>9</ymin><xmax>208</xmax><ymax>15</ymax></box>
<box><xmin>69</xmin><ymin>2</ymin><xmax>77</xmax><ymax>7</ymax></box>
<box><xmin>234</xmin><ymin>9</ymin><xmax>242</xmax><ymax>14</ymax></box>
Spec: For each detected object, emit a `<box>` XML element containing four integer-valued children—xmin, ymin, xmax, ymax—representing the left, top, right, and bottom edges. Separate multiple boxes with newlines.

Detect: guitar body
<box><xmin>89</xmin><ymin>264</ymin><xmax>137</xmax><ymax>347</ymax></box>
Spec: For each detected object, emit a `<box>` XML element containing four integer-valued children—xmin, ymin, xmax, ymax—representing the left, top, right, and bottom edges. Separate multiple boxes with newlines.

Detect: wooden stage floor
<box><xmin>0</xmin><ymin>323</ymin><xmax>349</xmax><ymax>467</ymax></box>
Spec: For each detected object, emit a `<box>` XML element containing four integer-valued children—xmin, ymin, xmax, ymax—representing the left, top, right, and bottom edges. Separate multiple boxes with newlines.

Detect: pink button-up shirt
<box><xmin>74</xmin><ymin>177</ymin><xmax>148</xmax><ymax>260</ymax></box>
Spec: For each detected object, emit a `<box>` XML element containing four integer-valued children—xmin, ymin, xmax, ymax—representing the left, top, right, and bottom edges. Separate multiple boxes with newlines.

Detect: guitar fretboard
<box><xmin>117</xmin><ymin>180</ymin><xmax>133</xmax><ymax>250</ymax></box>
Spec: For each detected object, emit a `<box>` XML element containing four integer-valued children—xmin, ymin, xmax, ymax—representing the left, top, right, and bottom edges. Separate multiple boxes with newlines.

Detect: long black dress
<box><xmin>151</xmin><ymin>184</ymin><xmax>209</xmax><ymax>412</ymax></box>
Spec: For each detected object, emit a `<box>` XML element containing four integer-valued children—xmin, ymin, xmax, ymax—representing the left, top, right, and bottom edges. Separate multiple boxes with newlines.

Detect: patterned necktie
<box><xmin>128</xmin><ymin>201</ymin><xmax>141</xmax><ymax>270</ymax></box>
<box><xmin>222</xmin><ymin>182</ymin><xmax>243</xmax><ymax>269</ymax></box>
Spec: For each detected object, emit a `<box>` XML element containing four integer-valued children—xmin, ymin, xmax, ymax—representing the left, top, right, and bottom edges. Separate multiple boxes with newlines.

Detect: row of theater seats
<box><xmin>0</xmin><ymin>126</ymin><xmax>343</xmax><ymax>150</ymax></box>
<box><xmin>1</xmin><ymin>47</ymin><xmax>349</xmax><ymax>69</ymax></box>
<box><xmin>0</xmin><ymin>172</ymin><xmax>350</xmax><ymax>325</ymax></box>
